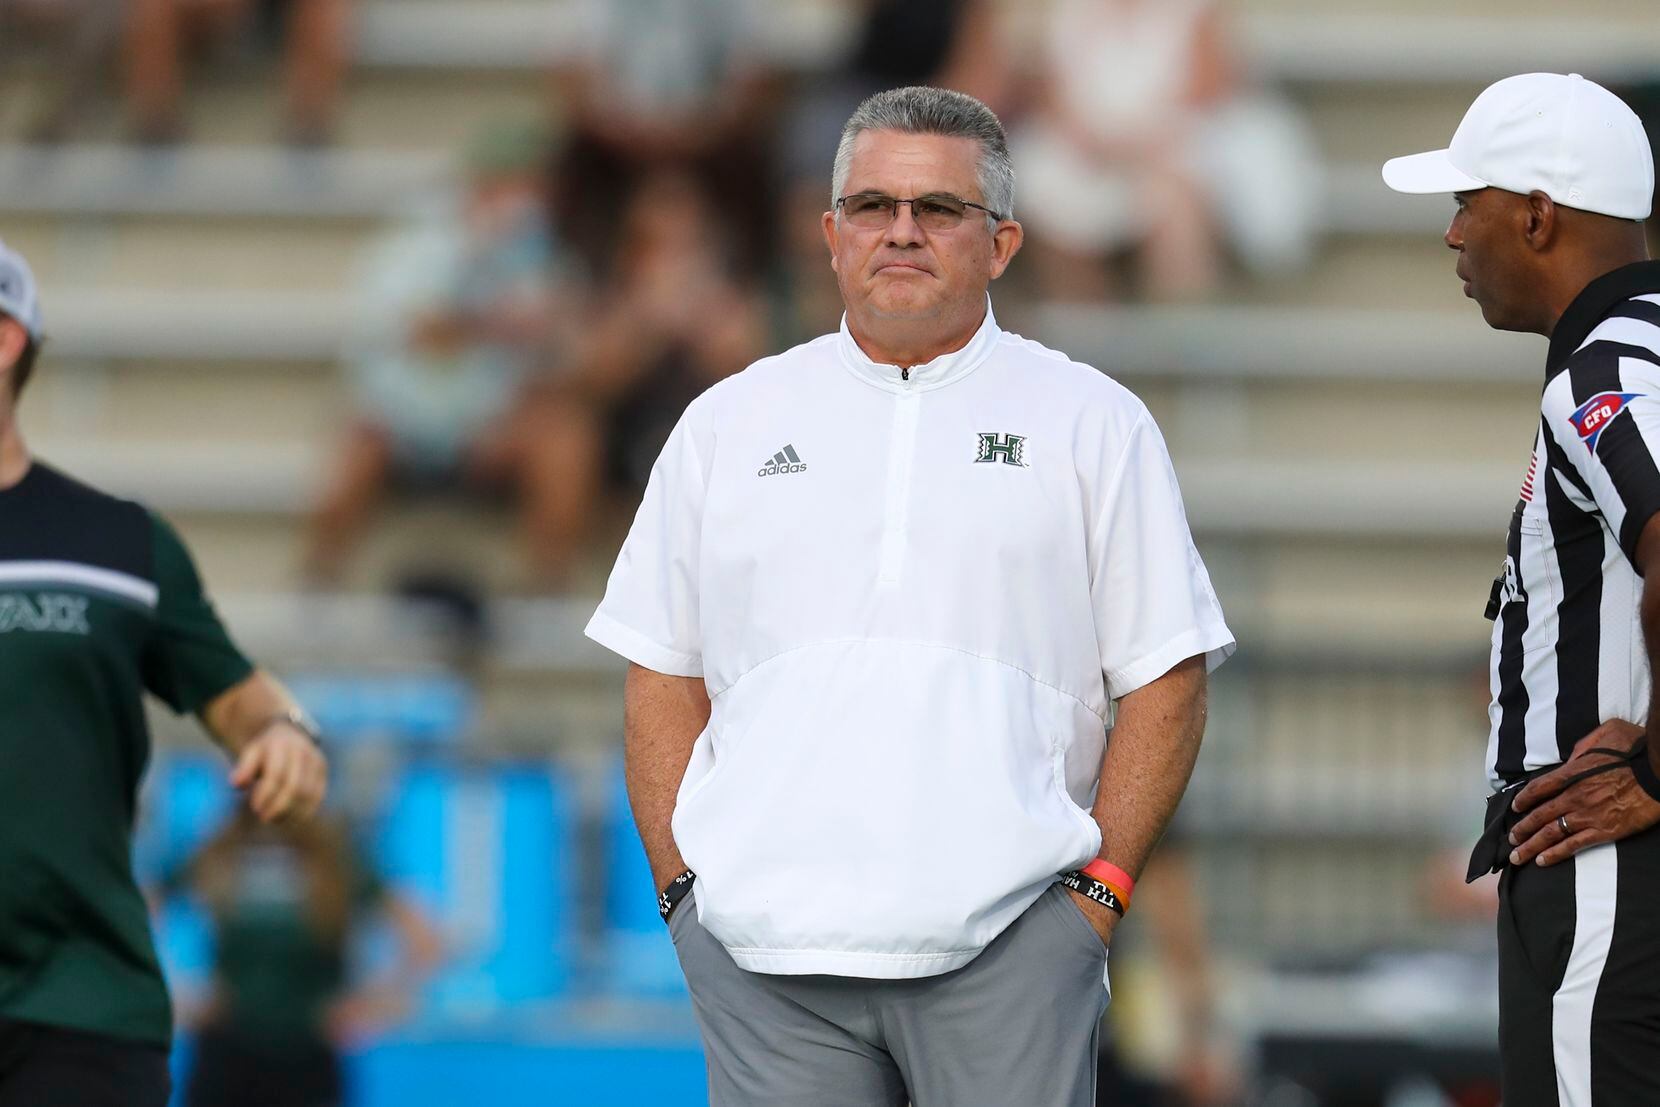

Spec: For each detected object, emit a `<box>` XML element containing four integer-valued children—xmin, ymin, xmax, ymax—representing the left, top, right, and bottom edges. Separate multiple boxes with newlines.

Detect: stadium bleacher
<box><xmin>5</xmin><ymin>1</ymin><xmax>1657</xmax><ymax>1101</ymax></box>
<box><xmin>0</xmin><ymin>0</ymin><xmax>1538</xmax><ymax>958</ymax></box>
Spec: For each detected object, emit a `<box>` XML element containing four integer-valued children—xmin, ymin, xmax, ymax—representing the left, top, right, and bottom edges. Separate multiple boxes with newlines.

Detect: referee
<box><xmin>0</xmin><ymin>240</ymin><xmax>328</xmax><ymax>1106</ymax></box>
<box><xmin>1384</xmin><ymin>74</ymin><xmax>1660</xmax><ymax>1104</ymax></box>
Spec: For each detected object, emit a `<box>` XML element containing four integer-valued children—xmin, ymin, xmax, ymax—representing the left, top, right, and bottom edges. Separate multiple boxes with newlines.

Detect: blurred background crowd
<box><xmin>3</xmin><ymin>0</ymin><xmax>1660</xmax><ymax>1105</ymax></box>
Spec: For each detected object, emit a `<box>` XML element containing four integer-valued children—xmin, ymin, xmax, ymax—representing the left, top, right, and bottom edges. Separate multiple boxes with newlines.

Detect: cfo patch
<box><xmin>1569</xmin><ymin>391</ymin><xmax>1643</xmax><ymax>453</ymax></box>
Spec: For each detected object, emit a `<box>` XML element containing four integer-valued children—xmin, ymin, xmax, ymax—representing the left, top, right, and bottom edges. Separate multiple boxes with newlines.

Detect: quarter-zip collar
<box><xmin>1545</xmin><ymin>260</ymin><xmax>1660</xmax><ymax>382</ymax></box>
<box><xmin>836</xmin><ymin>297</ymin><xmax>1000</xmax><ymax>394</ymax></box>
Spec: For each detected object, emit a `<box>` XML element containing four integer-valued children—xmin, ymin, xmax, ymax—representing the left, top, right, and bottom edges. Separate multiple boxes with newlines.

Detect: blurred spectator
<box><xmin>776</xmin><ymin>0</ymin><xmax>1012</xmax><ymax>189</ymax></box>
<box><xmin>1420</xmin><ymin>673</ymin><xmax>1502</xmax><ymax>927</ymax></box>
<box><xmin>0</xmin><ymin>0</ymin><xmax>123</xmax><ymax>142</ymax></box>
<box><xmin>303</xmin><ymin>122</ymin><xmax>594</xmax><ymax>590</ymax></box>
<box><xmin>772</xmin><ymin>0</ymin><xmax>1010</xmax><ymax>345</ymax></box>
<box><xmin>125</xmin><ymin>0</ymin><xmax>350</xmax><ymax>145</ymax></box>
<box><xmin>1617</xmin><ymin>80</ymin><xmax>1660</xmax><ymax>256</ymax></box>
<box><xmin>171</xmin><ymin>808</ymin><xmax>442</xmax><ymax>1107</ymax></box>
<box><xmin>1421</xmin><ymin>847</ymin><xmax>1499</xmax><ymax>924</ymax></box>
<box><xmin>578</xmin><ymin>170</ymin><xmax>767</xmax><ymax>491</ymax></box>
<box><xmin>1098</xmin><ymin>843</ymin><xmax>1244</xmax><ymax>1107</ymax></box>
<box><xmin>550</xmin><ymin>0</ymin><xmax>775</xmax><ymax>278</ymax></box>
<box><xmin>836</xmin><ymin>0</ymin><xmax>1009</xmax><ymax>115</ymax></box>
<box><xmin>1013</xmin><ymin>0</ymin><xmax>1317</xmax><ymax>302</ymax></box>
<box><xmin>769</xmin><ymin>171</ymin><xmax>849</xmax><ymax>349</ymax></box>
<box><xmin>1013</xmin><ymin>0</ymin><xmax>1232</xmax><ymax>302</ymax></box>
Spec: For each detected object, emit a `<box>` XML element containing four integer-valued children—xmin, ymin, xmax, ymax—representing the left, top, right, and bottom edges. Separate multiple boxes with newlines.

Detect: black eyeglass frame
<box><xmin>833</xmin><ymin>192</ymin><xmax>1005</xmax><ymax>227</ymax></box>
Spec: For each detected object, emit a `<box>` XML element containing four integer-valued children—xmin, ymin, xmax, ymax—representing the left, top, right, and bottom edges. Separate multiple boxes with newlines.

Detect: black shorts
<box><xmin>186</xmin><ymin>1023</ymin><xmax>342</xmax><ymax>1107</ymax></box>
<box><xmin>0</xmin><ymin>1016</ymin><xmax>170</xmax><ymax>1107</ymax></box>
<box><xmin>1499</xmin><ymin>812</ymin><xmax>1660</xmax><ymax>1105</ymax></box>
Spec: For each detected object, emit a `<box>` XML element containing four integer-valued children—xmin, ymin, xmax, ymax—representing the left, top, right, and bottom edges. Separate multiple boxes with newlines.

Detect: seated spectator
<box><xmin>550</xmin><ymin>0</ymin><xmax>775</xmax><ymax>278</ymax></box>
<box><xmin>0</xmin><ymin>0</ymin><xmax>123</xmax><ymax>141</ymax></box>
<box><xmin>168</xmin><ymin>808</ymin><xmax>442</xmax><ymax>1107</ymax></box>
<box><xmin>1096</xmin><ymin>838</ymin><xmax>1244</xmax><ymax>1107</ymax></box>
<box><xmin>840</xmin><ymin>0</ymin><xmax>1008</xmax><ymax>110</ymax></box>
<box><xmin>303</xmin><ymin>122</ymin><xmax>597</xmax><ymax>590</ymax></box>
<box><xmin>1014</xmin><ymin>0</ymin><xmax>1317</xmax><ymax>302</ymax></box>
<box><xmin>1013</xmin><ymin>0</ymin><xmax>1232</xmax><ymax>302</ymax></box>
<box><xmin>772</xmin><ymin>0</ymin><xmax>1010</xmax><ymax>345</ymax></box>
<box><xmin>125</xmin><ymin>0</ymin><xmax>349</xmax><ymax>145</ymax></box>
<box><xmin>1617</xmin><ymin>80</ymin><xmax>1660</xmax><ymax>256</ymax></box>
<box><xmin>577</xmin><ymin>170</ymin><xmax>767</xmax><ymax>491</ymax></box>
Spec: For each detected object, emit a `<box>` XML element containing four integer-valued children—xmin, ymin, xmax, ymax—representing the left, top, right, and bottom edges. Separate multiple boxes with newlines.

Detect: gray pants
<box><xmin>668</xmin><ymin>884</ymin><xmax>1111</xmax><ymax>1107</ymax></box>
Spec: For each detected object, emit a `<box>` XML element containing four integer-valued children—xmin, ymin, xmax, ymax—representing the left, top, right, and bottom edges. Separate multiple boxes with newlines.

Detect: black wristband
<box><xmin>1058</xmin><ymin>869</ymin><xmax>1125</xmax><ymax>916</ymax></box>
<box><xmin>658</xmin><ymin>869</ymin><xmax>696</xmax><ymax>924</ymax></box>
<box><xmin>1632</xmin><ymin>753</ymin><xmax>1660</xmax><ymax>804</ymax></box>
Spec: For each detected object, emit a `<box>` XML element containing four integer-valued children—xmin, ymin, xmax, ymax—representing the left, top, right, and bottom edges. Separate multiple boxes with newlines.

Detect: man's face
<box><xmin>823</xmin><ymin>130</ymin><xmax>1020</xmax><ymax>331</ymax></box>
<box><xmin>1445</xmin><ymin>188</ymin><xmax>1534</xmax><ymax>331</ymax></box>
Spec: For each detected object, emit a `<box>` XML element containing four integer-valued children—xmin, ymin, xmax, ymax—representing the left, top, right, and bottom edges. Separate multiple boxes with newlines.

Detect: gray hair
<box><xmin>831</xmin><ymin>86</ymin><xmax>1014</xmax><ymax>221</ymax></box>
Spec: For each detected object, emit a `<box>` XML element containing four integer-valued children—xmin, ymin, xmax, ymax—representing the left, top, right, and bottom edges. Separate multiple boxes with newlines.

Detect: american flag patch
<box><xmin>1520</xmin><ymin>452</ymin><xmax>1538</xmax><ymax>502</ymax></box>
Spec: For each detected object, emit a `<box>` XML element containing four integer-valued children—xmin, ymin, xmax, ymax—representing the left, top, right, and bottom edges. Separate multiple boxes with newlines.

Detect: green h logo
<box><xmin>975</xmin><ymin>432</ymin><xmax>1026</xmax><ymax>467</ymax></box>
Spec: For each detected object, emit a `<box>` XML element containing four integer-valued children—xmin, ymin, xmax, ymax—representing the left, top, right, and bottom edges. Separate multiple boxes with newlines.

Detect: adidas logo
<box><xmin>757</xmin><ymin>444</ymin><xmax>807</xmax><ymax>477</ymax></box>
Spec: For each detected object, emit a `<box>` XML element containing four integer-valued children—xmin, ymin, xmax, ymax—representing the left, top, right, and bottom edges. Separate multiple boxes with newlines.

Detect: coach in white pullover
<box><xmin>587</xmin><ymin>86</ymin><xmax>1234</xmax><ymax>1107</ymax></box>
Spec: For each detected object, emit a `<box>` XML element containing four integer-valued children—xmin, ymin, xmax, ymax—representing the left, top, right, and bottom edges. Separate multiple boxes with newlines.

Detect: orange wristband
<box><xmin>1082</xmin><ymin>859</ymin><xmax>1134</xmax><ymax>905</ymax></box>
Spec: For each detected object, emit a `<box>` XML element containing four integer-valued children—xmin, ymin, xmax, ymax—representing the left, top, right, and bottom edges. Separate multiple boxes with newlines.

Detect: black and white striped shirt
<box><xmin>1487</xmin><ymin>261</ymin><xmax>1660</xmax><ymax>788</ymax></box>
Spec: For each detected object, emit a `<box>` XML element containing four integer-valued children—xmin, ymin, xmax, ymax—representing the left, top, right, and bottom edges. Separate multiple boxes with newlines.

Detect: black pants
<box><xmin>186</xmin><ymin>1023</ymin><xmax>342</xmax><ymax>1107</ymax></box>
<box><xmin>0</xmin><ymin>1016</ymin><xmax>170</xmax><ymax>1107</ymax></box>
<box><xmin>1499</xmin><ymin>815</ymin><xmax>1660</xmax><ymax>1105</ymax></box>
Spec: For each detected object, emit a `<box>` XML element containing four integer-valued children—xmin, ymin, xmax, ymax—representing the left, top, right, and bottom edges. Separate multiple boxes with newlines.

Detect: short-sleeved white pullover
<box><xmin>588</xmin><ymin>303</ymin><xmax>1234</xmax><ymax>978</ymax></box>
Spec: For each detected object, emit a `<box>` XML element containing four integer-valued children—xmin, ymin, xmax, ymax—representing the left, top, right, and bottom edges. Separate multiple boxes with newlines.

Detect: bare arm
<box><xmin>1184</xmin><ymin>4</ymin><xmax>1236</xmax><ymax>109</ymax></box>
<box><xmin>1138</xmin><ymin>849</ymin><xmax>1244</xmax><ymax>1106</ymax></box>
<box><xmin>327</xmin><ymin>891</ymin><xmax>446</xmax><ymax>1043</ymax></box>
<box><xmin>1137</xmin><ymin>850</ymin><xmax>1217</xmax><ymax>1041</ymax></box>
<box><xmin>383</xmin><ymin>892</ymin><xmax>446</xmax><ymax>978</ymax></box>
<box><xmin>1642</xmin><ymin>517</ymin><xmax>1660</xmax><ymax>782</ymax></box>
<box><xmin>625</xmin><ymin>662</ymin><xmax>712</xmax><ymax>890</ymax></box>
<box><xmin>933</xmin><ymin>0</ymin><xmax>1012</xmax><ymax>113</ymax></box>
<box><xmin>1069</xmin><ymin>655</ymin><xmax>1209</xmax><ymax>941</ymax></box>
<box><xmin>199</xmin><ymin>669</ymin><xmax>328</xmax><ymax>823</ymax></box>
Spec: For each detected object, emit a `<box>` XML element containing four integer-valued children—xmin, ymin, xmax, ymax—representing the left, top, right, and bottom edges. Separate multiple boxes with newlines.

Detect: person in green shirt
<box><xmin>0</xmin><ymin>239</ymin><xmax>330</xmax><ymax>1106</ymax></box>
<box><xmin>172</xmin><ymin>807</ymin><xmax>442</xmax><ymax>1107</ymax></box>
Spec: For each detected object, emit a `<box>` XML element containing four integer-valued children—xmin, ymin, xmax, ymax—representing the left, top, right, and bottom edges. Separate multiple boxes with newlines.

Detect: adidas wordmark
<box><xmin>758</xmin><ymin>444</ymin><xmax>807</xmax><ymax>477</ymax></box>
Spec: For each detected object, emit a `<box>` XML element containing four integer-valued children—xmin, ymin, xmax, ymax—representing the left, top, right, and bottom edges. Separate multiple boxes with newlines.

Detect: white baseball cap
<box><xmin>1382</xmin><ymin>72</ymin><xmax>1655</xmax><ymax>220</ymax></box>
<box><xmin>0</xmin><ymin>239</ymin><xmax>42</xmax><ymax>342</ymax></box>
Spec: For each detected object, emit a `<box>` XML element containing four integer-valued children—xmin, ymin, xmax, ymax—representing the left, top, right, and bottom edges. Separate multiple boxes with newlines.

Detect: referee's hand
<box><xmin>230</xmin><ymin>723</ymin><xmax>329</xmax><ymax>823</ymax></box>
<box><xmin>1510</xmin><ymin>720</ymin><xmax>1660</xmax><ymax>867</ymax></box>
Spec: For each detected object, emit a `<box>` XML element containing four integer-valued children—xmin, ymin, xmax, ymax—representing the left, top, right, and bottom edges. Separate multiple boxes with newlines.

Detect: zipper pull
<box><xmin>901</xmin><ymin>366</ymin><xmax>910</xmax><ymax>382</ymax></box>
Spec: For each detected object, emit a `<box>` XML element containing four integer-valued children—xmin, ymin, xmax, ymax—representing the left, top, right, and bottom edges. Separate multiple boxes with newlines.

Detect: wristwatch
<box><xmin>262</xmin><ymin>706</ymin><xmax>324</xmax><ymax>749</ymax></box>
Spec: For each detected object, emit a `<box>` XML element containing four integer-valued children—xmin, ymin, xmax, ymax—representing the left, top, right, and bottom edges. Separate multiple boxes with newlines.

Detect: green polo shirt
<box><xmin>0</xmin><ymin>461</ymin><xmax>253</xmax><ymax>1045</ymax></box>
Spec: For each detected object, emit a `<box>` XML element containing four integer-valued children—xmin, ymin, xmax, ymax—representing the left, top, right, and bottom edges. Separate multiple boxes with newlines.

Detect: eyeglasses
<box><xmin>834</xmin><ymin>192</ymin><xmax>1002</xmax><ymax>232</ymax></box>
